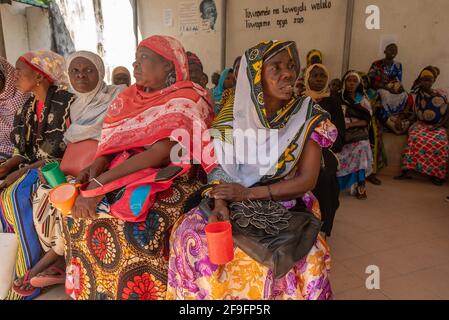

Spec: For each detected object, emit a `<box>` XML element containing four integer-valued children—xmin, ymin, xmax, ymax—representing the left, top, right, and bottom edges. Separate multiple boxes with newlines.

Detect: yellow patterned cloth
<box><xmin>166</xmin><ymin>197</ymin><xmax>332</xmax><ymax>300</ymax></box>
<box><xmin>0</xmin><ymin>170</ymin><xmax>42</xmax><ymax>300</ymax></box>
<box><xmin>62</xmin><ymin>172</ymin><xmax>203</xmax><ymax>300</ymax></box>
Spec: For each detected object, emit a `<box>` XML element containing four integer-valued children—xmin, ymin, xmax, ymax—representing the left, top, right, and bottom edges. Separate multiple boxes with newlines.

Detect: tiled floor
<box><xmin>36</xmin><ymin>173</ymin><xmax>449</xmax><ymax>300</ymax></box>
<box><xmin>329</xmin><ymin>173</ymin><xmax>449</xmax><ymax>300</ymax></box>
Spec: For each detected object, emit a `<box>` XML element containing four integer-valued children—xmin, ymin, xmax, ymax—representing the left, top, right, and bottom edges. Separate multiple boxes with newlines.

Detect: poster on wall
<box><xmin>163</xmin><ymin>9</ymin><xmax>174</xmax><ymax>27</ymax></box>
<box><xmin>179</xmin><ymin>0</ymin><xmax>218</xmax><ymax>35</ymax></box>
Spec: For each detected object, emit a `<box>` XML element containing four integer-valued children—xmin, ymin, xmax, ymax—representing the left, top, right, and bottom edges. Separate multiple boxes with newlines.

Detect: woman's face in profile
<box><xmin>15</xmin><ymin>59</ymin><xmax>39</xmax><ymax>93</ymax></box>
<box><xmin>133</xmin><ymin>46</ymin><xmax>172</xmax><ymax>90</ymax></box>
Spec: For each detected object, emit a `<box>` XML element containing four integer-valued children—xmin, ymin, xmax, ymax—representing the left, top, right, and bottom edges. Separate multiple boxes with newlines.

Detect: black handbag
<box><xmin>200</xmin><ymin>198</ymin><xmax>322</xmax><ymax>279</ymax></box>
<box><xmin>344</xmin><ymin>126</ymin><xmax>369</xmax><ymax>144</ymax></box>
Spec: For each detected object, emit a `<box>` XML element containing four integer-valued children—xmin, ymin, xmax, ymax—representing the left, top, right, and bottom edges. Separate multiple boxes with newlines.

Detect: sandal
<box><xmin>355</xmin><ymin>186</ymin><xmax>367</xmax><ymax>200</ymax></box>
<box><xmin>30</xmin><ymin>266</ymin><xmax>66</xmax><ymax>288</ymax></box>
<box><xmin>12</xmin><ymin>271</ymin><xmax>39</xmax><ymax>297</ymax></box>
<box><xmin>394</xmin><ymin>171</ymin><xmax>412</xmax><ymax>180</ymax></box>
<box><xmin>349</xmin><ymin>184</ymin><xmax>357</xmax><ymax>196</ymax></box>
<box><xmin>430</xmin><ymin>177</ymin><xmax>444</xmax><ymax>186</ymax></box>
<box><xmin>367</xmin><ymin>175</ymin><xmax>382</xmax><ymax>186</ymax></box>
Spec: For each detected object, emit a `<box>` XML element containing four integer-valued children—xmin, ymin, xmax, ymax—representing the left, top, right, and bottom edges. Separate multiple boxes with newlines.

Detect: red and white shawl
<box><xmin>96</xmin><ymin>35</ymin><xmax>216</xmax><ymax>173</ymax></box>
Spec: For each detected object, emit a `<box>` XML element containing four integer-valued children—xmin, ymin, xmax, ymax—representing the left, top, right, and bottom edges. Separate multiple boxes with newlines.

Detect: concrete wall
<box><xmin>349</xmin><ymin>0</ymin><xmax>449</xmax><ymax>90</ymax></box>
<box><xmin>26</xmin><ymin>6</ymin><xmax>52</xmax><ymax>52</ymax></box>
<box><xmin>137</xmin><ymin>0</ymin><xmax>449</xmax><ymax>91</ymax></box>
<box><xmin>100</xmin><ymin>0</ymin><xmax>136</xmax><ymax>83</ymax></box>
<box><xmin>137</xmin><ymin>0</ymin><xmax>224</xmax><ymax>81</ymax></box>
<box><xmin>52</xmin><ymin>0</ymin><xmax>136</xmax><ymax>83</ymax></box>
<box><xmin>226</xmin><ymin>0</ymin><xmax>348</xmax><ymax>80</ymax></box>
<box><xmin>0</xmin><ymin>2</ymin><xmax>52</xmax><ymax>64</ymax></box>
<box><xmin>0</xmin><ymin>2</ymin><xmax>30</xmax><ymax>63</ymax></box>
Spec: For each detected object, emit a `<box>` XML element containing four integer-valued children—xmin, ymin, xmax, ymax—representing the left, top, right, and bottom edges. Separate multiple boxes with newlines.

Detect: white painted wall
<box><xmin>0</xmin><ymin>2</ymin><xmax>52</xmax><ymax>64</ymax></box>
<box><xmin>53</xmin><ymin>0</ymin><xmax>98</xmax><ymax>53</ymax></box>
<box><xmin>136</xmin><ymin>0</ymin><xmax>449</xmax><ymax>91</ymax></box>
<box><xmin>0</xmin><ymin>2</ymin><xmax>30</xmax><ymax>64</ymax></box>
<box><xmin>26</xmin><ymin>6</ymin><xmax>52</xmax><ymax>52</ymax></box>
<box><xmin>53</xmin><ymin>0</ymin><xmax>136</xmax><ymax>83</ymax></box>
<box><xmin>226</xmin><ymin>0</ymin><xmax>347</xmax><ymax>80</ymax></box>
<box><xmin>100</xmin><ymin>0</ymin><xmax>136</xmax><ymax>83</ymax></box>
<box><xmin>137</xmin><ymin>0</ymin><xmax>224</xmax><ymax>83</ymax></box>
<box><xmin>349</xmin><ymin>0</ymin><xmax>449</xmax><ymax>90</ymax></box>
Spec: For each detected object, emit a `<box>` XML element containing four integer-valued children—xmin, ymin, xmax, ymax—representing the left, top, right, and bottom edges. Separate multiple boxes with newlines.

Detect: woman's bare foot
<box><xmin>34</xmin><ymin>256</ymin><xmax>66</xmax><ymax>278</ymax></box>
<box><xmin>14</xmin><ymin>270</ymin><xmax>38</xmax><ymax>292</ymax></box>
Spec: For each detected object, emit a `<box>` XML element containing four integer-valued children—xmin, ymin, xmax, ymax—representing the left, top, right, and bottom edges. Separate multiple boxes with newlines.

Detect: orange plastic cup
<box><xmin>205</xmin><ymin>221</ymin><xmax>234</xmax><ymax>265</ymax></box>
<box><xmin>49</xmin><ymin>183</ymin><xmax>79</xmax><ymax>216</ymax></box>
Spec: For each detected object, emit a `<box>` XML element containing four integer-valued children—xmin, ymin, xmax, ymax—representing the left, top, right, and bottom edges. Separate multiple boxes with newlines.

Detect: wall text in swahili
<box><xmin>244</xmin><ymin>0</ymin><xmax>332</xmax><ymax>30</ymax></box>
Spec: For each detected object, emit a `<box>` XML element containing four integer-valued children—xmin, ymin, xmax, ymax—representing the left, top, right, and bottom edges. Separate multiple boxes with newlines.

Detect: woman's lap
<box><xmin>337</xmin><ymin>140</ymin><xmax>373</xmax><ymax>179</ymax></box>
<box><xmin>167</xmin><ymin>207</ymin><xmax>333</xmax><ymax>300</ymax></box>
<box><xmin>63</xmin><ymin>173</ymin><xmax>203</xmax><ymax>300</ymax></box>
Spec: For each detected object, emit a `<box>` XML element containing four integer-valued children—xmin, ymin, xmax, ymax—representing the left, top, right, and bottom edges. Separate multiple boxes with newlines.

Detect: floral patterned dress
<box><xmin>63</xmin><ymin>170</ymin><xmax>204</xmax><ymax>300</ymax></box>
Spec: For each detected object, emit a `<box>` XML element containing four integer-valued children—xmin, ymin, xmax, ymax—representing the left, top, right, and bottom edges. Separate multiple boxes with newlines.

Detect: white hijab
<box><xmin>64</xmin><ymin>51</ymin><xmax>124</xmax><ymax>143</ymax></box>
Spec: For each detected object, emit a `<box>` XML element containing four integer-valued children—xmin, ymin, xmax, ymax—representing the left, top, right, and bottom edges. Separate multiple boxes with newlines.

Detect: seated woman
<box><xmin>63</xmin><ymin>35</ymin><xmax>213</xmax><ymax>300</ymax></box>
<box><xmin>298</xmin><ymin>49</ymin><xmax>323</xmax><ymax>80</ymax></box>
<box><xmin>28</xmin><ymin>51</ymin><xmax>124</xmax><ymax>291</ymax></box>
<box><xmin>0</xmin><ymin>57</ymin><xmax>29</xmax><ymax>161</ymax></box>
<box><xmin>112</xmin><ymin>66</ymin><xmax>131</xmax><ymax>87</ymax></box>
<box><xmin>396</xmin><ymin>69</ymin><xmax>449</xmax><ymax>186</ymax></box>
<box><xmin>336</xmin><ymin>71</ymin><xmax>373</xmax><ymax>200</ymax></box>
<box><xmin>304</xmin><ymin>63</ymin><xmax>345</xmax><ymax>238</ymax></box>
<box><xmin>217</xmin><ymin>56</ymin><xmax>241</xmax><ymax>117</ymax></box>
<box><xmin>368</xmin><ymin>44</ymin><xmax>412</xmax><ymax>133</ymax></box>
<box><xmin>213</xmin><ymin>68</ymin><xmax>235</xmax><ymax>114</ymax></box>
<box><xmin>167</xmin><ymin>40</ymin><xmax>337</xmax><ymax>300</ymax></box>
<box><xmin>412</xmin><ymin>66</ymin><xmax>448</xmax><ymax>99</ymax></box>
<box><xmin>0</xmin><ymin>51</ymin><xmax>75</xmax><ymax>300</ymax></box>
<box><xmin>361</xmin><ymin>72</ymin><xmax>387</xmax><ymax>186</ymax></box>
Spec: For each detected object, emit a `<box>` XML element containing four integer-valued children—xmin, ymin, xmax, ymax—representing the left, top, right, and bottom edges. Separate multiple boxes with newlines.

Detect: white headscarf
<box><xmin>64</xmin><ymin>51</ymin><xmax>124</xmax><ymax>143</ymax></box>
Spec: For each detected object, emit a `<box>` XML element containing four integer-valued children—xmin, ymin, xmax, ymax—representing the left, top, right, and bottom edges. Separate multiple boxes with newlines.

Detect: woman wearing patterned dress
<box><xmin>62</xmin><ymin>35</ymin><xmax>214</xmax><ymax>300</ymax></box>
<box><xmin>0</xmin><ymin>51</ymin><xmax>75</xmax><ymax>299</ymax></box>
<box><xmin>336</xmin><ymin>71</ymin><xmax>373</xmax><ymax>200</ymax></box>
<box><xmin>368</xmin><ymin>43</ymin><xmax>412</xmax><ymax>132</ymax></box>
<box><xmin>167</xmin><ymin>40</ymin><xmax>337</xmax><ymax>300</ymax></box>
<box><xmin>396</xmin><ymin>68</ymin><xmax>449</xmax><ymax>185</ymax></box>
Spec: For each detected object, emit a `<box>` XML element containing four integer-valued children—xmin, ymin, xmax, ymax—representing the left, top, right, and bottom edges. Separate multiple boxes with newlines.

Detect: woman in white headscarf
<box><xmin>24</xmin><ymin>51</ymin><xmax>124</xmax><ymax>295</ymax></box>
<box><xmin>65</xmin><ymin>51</ymin><xmax>125</xmax><ymax>143</ymax></box>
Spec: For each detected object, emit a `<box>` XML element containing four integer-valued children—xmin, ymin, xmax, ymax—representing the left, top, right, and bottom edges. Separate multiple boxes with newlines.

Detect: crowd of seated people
<box><xmin>0</xmin><ymin>36</ymin><xmax>446</xmax><ymax>300</ymax></box>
